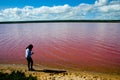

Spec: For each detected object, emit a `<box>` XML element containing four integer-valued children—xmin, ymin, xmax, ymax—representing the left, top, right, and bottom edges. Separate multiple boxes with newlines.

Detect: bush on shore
<box><xmin>0</xmin><ymin>70</ymin><xmax>37</xmax><ymax>80</ymax></box>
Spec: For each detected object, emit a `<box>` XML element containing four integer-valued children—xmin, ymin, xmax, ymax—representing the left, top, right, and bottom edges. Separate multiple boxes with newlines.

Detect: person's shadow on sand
<box><xmin>32</xmin><ymin>69</ymin><xmax>67</xmax><ymax>74</ymax></box>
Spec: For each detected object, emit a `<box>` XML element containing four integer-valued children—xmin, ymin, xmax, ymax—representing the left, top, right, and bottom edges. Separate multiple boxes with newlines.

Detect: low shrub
<box><xmin>0</xmin><ymin>71</ymin><xmax>37</xmax><ymax>80</ymax></box>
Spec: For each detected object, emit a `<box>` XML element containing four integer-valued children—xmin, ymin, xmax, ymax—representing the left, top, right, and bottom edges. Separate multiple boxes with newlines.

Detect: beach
<box><xmin>0</xmin><ymin>64</ymin><xmax>120</xmax><ymax>80</ymax></box>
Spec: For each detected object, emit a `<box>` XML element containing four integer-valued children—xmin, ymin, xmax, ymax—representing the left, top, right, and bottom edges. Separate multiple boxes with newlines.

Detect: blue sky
<box><xmin>0</xmin><ymin>0</ymin><xmax>120</xmax><ymax>21</ymax></box>
<box><xmin>0</xmin><ymin>0</ymin><xmax>95</xmax><ymax>9</ymax></box>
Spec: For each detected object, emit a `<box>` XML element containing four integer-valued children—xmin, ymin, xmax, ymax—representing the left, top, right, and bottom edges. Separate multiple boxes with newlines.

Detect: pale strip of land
<box><xmin>0</xmin><ymin>64</ymin><xmax>120</xmax><ymax>80</ymax></box>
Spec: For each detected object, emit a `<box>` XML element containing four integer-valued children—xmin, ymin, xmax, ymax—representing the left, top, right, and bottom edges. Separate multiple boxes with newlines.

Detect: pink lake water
<box><xmin>0</xmin><ymin>22</ymin><xmax>120</xmax><ymax>73</ymax></box>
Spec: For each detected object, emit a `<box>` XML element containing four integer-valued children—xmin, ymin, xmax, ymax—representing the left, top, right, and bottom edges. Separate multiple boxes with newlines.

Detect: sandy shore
<box><xmin>0</xmin><ymin>64</ymin><xmax>120</xmax><ymax>80</ymax></box>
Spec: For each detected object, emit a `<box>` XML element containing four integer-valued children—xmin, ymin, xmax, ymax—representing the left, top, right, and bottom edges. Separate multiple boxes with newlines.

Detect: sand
<box><xmin>0</xmin><ymin>64</ymin><xmax>120</xmax><ymax>80</ymax></box>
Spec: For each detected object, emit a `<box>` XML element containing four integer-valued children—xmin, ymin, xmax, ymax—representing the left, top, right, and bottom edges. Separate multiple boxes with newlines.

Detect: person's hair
<box><xmin>26</xmin><ymin>44</ymin><xmax>33</xmax><ymax>51</ymax></box>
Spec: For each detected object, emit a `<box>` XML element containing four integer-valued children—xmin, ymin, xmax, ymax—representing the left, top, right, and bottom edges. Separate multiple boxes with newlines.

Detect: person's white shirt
<box><xmin>25</xmin><ymin>48</ymin><xmax>32</xmax><ymax>58</ymax></box>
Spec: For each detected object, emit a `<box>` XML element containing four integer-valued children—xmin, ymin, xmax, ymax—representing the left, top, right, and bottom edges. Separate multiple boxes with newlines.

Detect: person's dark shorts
<box><xmin>26</xmin><ymin>57</ymin><xmax>33</xmax><ymax>62</ymax></box>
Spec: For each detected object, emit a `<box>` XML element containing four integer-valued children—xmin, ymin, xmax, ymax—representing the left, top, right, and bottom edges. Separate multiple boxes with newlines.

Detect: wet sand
<box><xmin>0</xmin><ymin>64</ymin><xmax>120</xmax><ymax>80</ymax></box>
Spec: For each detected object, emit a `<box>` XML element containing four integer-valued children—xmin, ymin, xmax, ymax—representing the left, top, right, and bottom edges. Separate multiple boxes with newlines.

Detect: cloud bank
<box><xmin>0</xmin><ymin>0</ymin><xmax>120</xmax><ymax>21</ymax></box>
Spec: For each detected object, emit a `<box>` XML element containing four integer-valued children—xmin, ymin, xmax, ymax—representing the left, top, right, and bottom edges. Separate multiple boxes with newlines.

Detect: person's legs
<box><xmin>26</xmin><ymin>58</ymin><xmax>31</xmax><ymax>71</ymax></box>
<box><xmin>29</xmin><ymin>57</ymin><xmax>33</xmax><ymax>70</ymax></box>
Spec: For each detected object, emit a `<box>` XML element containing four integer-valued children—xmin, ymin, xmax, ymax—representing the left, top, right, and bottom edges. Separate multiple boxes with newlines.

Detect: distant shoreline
<box><xmin>0</xmin><ymin>20</ymin><xmax>120</xmax><ymax>24</ymax></box>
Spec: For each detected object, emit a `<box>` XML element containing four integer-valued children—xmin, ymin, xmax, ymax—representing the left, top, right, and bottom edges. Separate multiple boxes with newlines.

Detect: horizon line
<box><xmin>0</xmin><ymin>20</ymin><xmax>120</xmax><ymax>24</ymax></box>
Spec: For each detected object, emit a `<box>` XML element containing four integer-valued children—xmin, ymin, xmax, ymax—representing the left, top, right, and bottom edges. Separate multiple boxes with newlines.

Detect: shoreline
<box><xmin>0</xmin><ymin>64</ymin><xmax>120</xmax><ymax>80</ymax></box>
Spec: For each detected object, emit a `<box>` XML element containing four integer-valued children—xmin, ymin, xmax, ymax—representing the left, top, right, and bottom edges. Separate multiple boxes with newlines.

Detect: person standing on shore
<box><xmin>25</xmin><ymin>44</ymin><xmax>35</xmax><ymax>71</ymax></box>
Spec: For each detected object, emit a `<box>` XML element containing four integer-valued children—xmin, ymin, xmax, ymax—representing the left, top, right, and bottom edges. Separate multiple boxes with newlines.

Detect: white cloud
<box><xmin>0</xmin><ymin>0</ymin><xmax>120</xmax><ymax>21</ymax></box>
<box><xmin>109</xmin><ymin>0</ymin><xmax>120</xmax><ymax>5</ymax></box>
<box><xmin>95</xmin><ymin>0</ymin><xmax>108</xmax><ymax>6</ymax></box>
<box><xmin>99</xmin><ymin>4</ymin><xmax>120</xmax><ymax>12</ymax></box>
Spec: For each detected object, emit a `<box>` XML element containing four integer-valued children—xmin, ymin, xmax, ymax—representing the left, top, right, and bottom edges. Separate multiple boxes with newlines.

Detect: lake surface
<box><xmin>0</xmin><ymin>22</ymin><xmax>120</xmax><ymax>73</ymax></box>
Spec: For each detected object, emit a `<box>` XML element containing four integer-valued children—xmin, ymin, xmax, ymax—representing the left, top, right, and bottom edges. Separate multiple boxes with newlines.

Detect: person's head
<box><xmin>26</xmin><ymin>44</ymin><xmax>33</xmax><ymax>51</ymax></box>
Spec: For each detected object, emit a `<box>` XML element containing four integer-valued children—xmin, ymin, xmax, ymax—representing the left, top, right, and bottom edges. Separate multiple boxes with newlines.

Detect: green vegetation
<box><xmin>0</xmin><ymin>71</ymin><xmax>37</xmax><ymax>80</ymax></box>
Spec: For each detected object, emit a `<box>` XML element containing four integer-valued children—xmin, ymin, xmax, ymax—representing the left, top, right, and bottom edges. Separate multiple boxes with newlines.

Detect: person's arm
<box><xmin>31</xmin><ymin>51</ymin><xmax>34</xmax><ymax>55</ymax></box>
